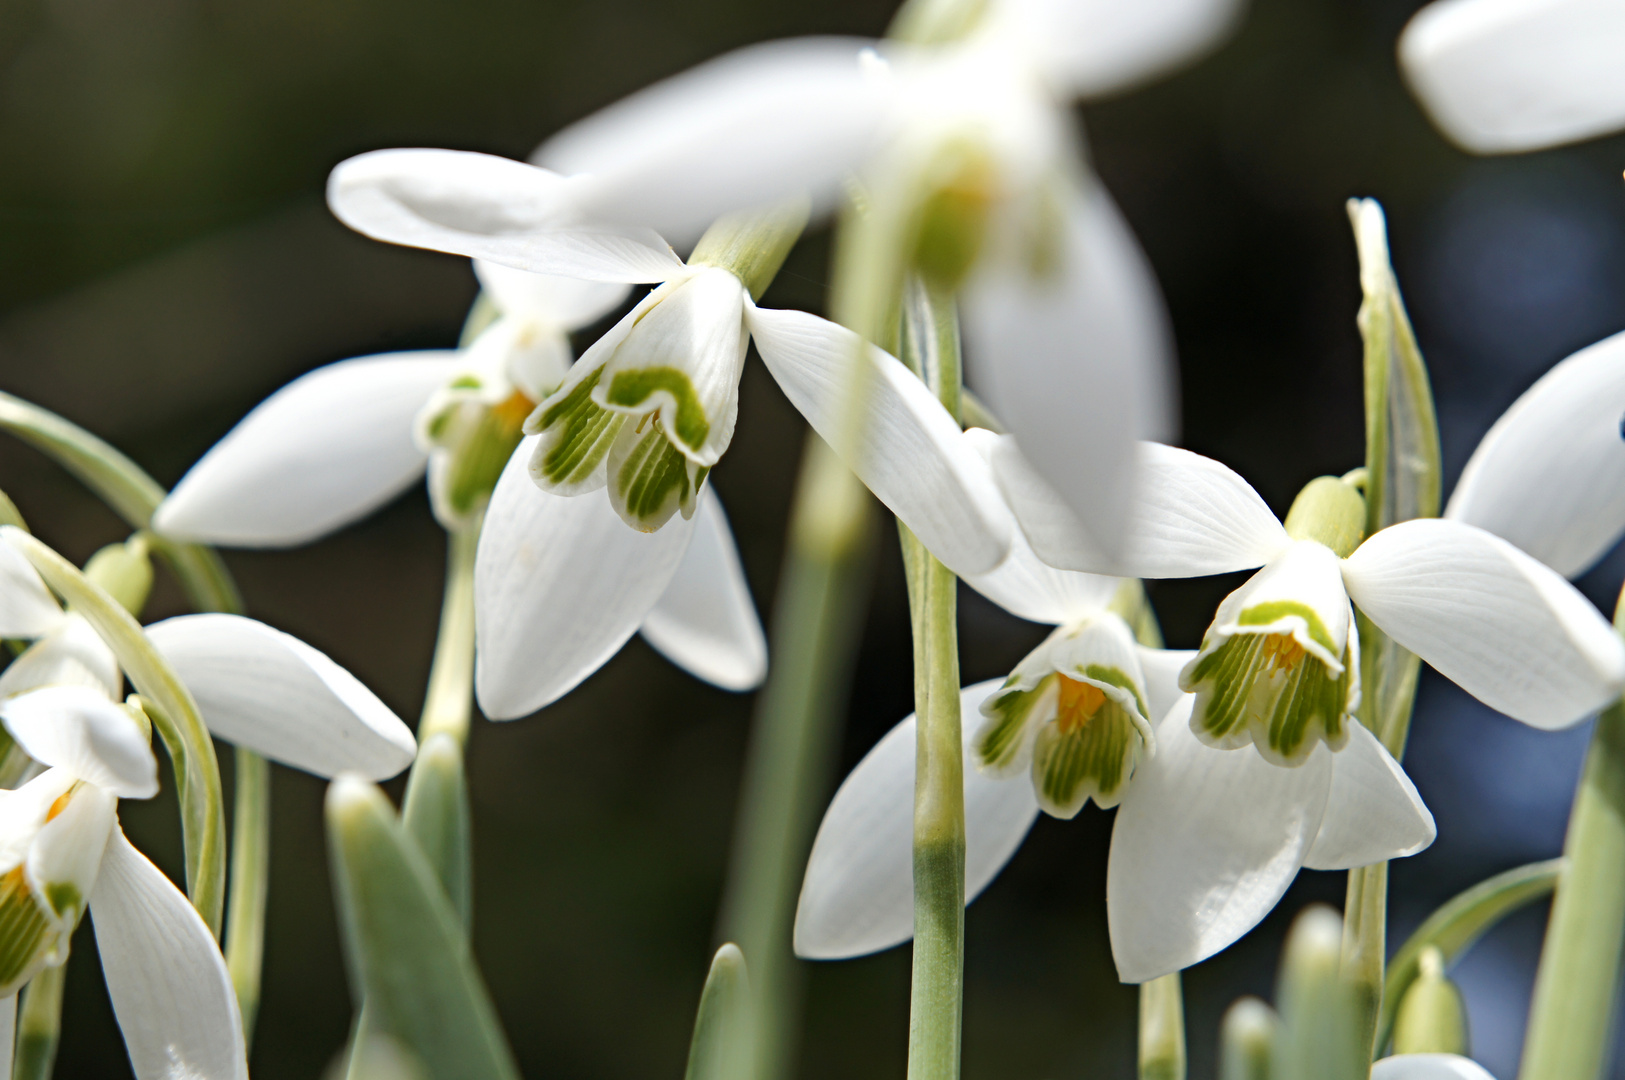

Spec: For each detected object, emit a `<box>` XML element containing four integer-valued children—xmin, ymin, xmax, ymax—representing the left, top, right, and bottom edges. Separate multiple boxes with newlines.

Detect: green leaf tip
<box><xmin>685</xmin><ymin>943</ymin><xmax>755</xmax><ymax>1080</ymax></box>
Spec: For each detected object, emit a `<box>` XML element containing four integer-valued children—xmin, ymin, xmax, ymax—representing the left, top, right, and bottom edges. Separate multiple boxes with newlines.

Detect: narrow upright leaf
<box><xmin>326</xmin><ymin>776</ymin><xmax>519</xmax><ymax>1080</ymax></box>
<box><xmin>684</xmin><ymin>944</ymin><xmax>754</xmax><ymax>1080</ymax></box>
<box><xmin>401</xmin><ymin>734</ymin><xmax>472</xmax><ymax>932</ymax></box>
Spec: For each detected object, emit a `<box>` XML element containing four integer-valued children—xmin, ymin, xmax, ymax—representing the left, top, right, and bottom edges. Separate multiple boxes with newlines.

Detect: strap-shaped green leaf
<box><xmin>401</xmin><ymin>734</ymin><xmax>472</xmax><ymax>932</ymax></box>
<box><xmin>327</xmin><ymin>776</ymin><xmax>520</xmax><ymax>1080</ymax></box>
<box><xmin>1377</xmin><ymin>858</ymin><xmax>1562</xmax><ymax>1054</ymax></box>
<box><xmin>4</xmin><ymin>528</ymin><xmax>227</xmax><ymax>935</ymax></box>
<box><xmin>684</xmin><ymin>944</ymin><xmax>754</xmax><ymax>1080</ymax></box>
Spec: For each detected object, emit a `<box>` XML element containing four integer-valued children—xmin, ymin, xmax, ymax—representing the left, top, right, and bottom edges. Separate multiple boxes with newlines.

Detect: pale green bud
<box><xmin>83</xmin><ymin>535</ymin><xmax>152</xmax><ymax>617</ymax></box>
<box><xmin>1274</xmin><ymin>905</ymin><xmax>1363</xmax><ymax>1080</ymax></box>
<box><xmin>1219</xmin><ymin>997</ymin><xmax>1277</xmax><ymax>1080</ymax></box>
<box><xmin>1391</xmin><ymin>946</ymin><xmax>1468</xmax><ymax>1056</ymax></box>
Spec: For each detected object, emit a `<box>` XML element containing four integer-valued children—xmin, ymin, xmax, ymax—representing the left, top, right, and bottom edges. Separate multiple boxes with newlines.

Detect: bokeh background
<box><xmin>2</xmin><ymin>0</ymin><xmax>1624</xmax><ymax>1075</ymax></box>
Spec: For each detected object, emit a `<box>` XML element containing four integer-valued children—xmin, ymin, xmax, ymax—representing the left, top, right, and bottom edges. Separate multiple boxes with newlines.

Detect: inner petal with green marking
<box><xmin>527</xmin><ymin>363</ymin><xmax>628</xmax><ymax>495</ymax></box>
<box><xmin>1030</xmin><ymin>675</ymin><xmax>1145</xmax><ymax>818</ymax></box>
<box><xmin>605</xmin><ymin>416</ymin><xmax>710</xmax><ymax>532</ymax></box>
<box><xmin>1183</xmin><ymin>626</ymin><xmax>1356</xmax><ymax>767</ymax></box>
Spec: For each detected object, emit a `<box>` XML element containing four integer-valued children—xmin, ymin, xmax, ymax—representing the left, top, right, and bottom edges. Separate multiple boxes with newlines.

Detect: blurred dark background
<box><xmin>2</xmin><ymin>0</ymin><xmax>1624</xmax><ymax>1075</ymax></box>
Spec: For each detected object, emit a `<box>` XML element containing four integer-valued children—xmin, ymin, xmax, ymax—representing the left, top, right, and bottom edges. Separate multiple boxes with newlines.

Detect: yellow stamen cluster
<box><xmin>1055</xmin><ymin>677</ymin><xmax>1107</xmax><ymax>735</ymax></box>
<box><xmin>1260</xmin><ymin>633</ymin><xmax>1307</xmax><ymax>675</ymax></box>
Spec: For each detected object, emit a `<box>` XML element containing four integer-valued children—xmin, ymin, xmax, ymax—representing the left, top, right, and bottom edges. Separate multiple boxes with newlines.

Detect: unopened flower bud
<box><xmin>1391</xmin><ymin>946</ymin><xmax>1468</xmax><ymax>1056</ymax></box>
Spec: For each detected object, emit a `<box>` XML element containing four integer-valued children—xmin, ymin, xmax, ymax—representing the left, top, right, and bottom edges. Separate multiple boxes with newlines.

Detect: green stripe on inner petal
<box><xmin>608</xmin><ymin>421</ymin><xmax>708</xmax><ymax>532</ymax></box>
<box><xmin>976</xmin><ymin>674</ymin><xmax>1056</xmax><ymax>773</ymax></box>
<box><xmin>531</xmin><ymin>366</ymin><xmax>627</xmax><ymax>489</ymax></box>
<box><xmin>1236</xmin><ymin>600</ymin><xmax>1337</xmax><ymax>660</ymax></box>
<box><xmin>0</xmin><ymin>866</ymin><xmax>54</xmax><ymax>997</ymax></box>
<box><xmin>1030</xmin><ymin>676</ymin><xmax>1144</xmax><ymax>817</ymax></box>
<box><xmin>602</xmin><ymin>367</ymin><xmax>711</xmax><ymax>455</ymax></box>
<box><xmin>1185</xmin><ymin>629</ymin><xmax>1355</xmax><ymax>766</ymax></box>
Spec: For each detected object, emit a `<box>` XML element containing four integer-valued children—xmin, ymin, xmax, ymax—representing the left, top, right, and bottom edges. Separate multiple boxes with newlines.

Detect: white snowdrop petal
<box><xmin>1399</xmin><ymin>0</ymin><xmax>1625</xmax><ymax>153</ymax></box>
<box><xmin>535</xmin><ymin>38</ymin><xmax>890</xmax><ymax>240</ymax></box>
<box><xmin>794</xmin><ymin>679</ymin><xmax>1039</xmax><ymax>959</ymax></box>
<box><xmin>328</xmin><ymin>149</ymin><xmax>683</xmax><ymax>281</ymax></box>
<box><xmin>475</xmin><ymin>438</ymin><xmax>699</xmax><ymax>719</ymax></box>
<box><xmin>999</xmin><ymin>0</ymin><xmax>1246</xmax><ymax>98</ymax></box>
<box><xmin>1371</xmin><ymin>1054</ymin><xmax>1500</xmax><ymax>1080</ymax></box>
<box><xmin>90</xmin><ymin>828</ymin><xmax>249</xmax><ymax>1080</ymax></box>
<box><xmin>746</xmin><ymin>304</ymin><xmax>1012</xmax><ymax>576</ymax></box>
<box><xmin>639</xmin><ymin>491</ymin><xmax>766</xmax><ymax>692</ymax></box>
<box><xmin>0</xmin><ymin>687</ymin><xmax>156</xmax><ymax>798</ymax></box>
<box><xmin>993</xmin><ymin>438</ymin><xmax>1289</xmax><ymax>576</ymax></box>
<box><xmin>154</xmin><ymin>354</ymin><xmax>461</xmax><ymax>547</ymax></box>
<box><xmin>1302</xmin><ymin>721</ymin><xmax>1436</xmax><ymax>870</ymax></box>
<box><xmin>1107</xmin><ymin>696</ymin><xmax>1333</xmax><ymax>983</ymax></box>
<box><xmin>145</xmin><ymin>614</ymin><xmax>416</xmax><ymax>780</ymax></box>
<box><xmin>964</xmin><ymin>183</ymin><xmax>1175</xmax><ymax>563</ymax></box>
<box><xmin>0</xmin><ymin>543</ymin><xmax>63</xmax><ymax>639</ymax></box>
<box><xmin>1342</xmin><ymin>519</ymin><xmax>1625</xmax><ymax>729</ymax></box>
<box><xmin>1445</xmin><ymin>329</ymin><xmax>1625</xmax><ymax>578</ymax></box>
<box><xmin>1135</xmin><ymin>648</ymin><xmax>1196</xmax><ymax>726</ymax></box>
<box><xmin>472</xmin><ymin>260</ymin><xmax>631</xmax><ymax>329</ymax></box>
<box><xmin>0</xmin><ymin>615</ymin><xmax>121</xmax><ymax>702</ymax></box>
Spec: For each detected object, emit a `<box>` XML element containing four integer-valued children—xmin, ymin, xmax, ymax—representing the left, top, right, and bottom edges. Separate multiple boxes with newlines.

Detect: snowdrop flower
<box><xmin>1372</xmin><ymin>1054</ymin><xmax>1498</xmax><ymax>1079</ymax></box>
<box><xmin>329</xmin><ymin>0</ymin><xmax>1241</xmax><ymax>554</ymax></box>
<box><xmin>0</xmin><ymin>686</ymin><xmax>247</xmax><ymax>1079</ymax></box>
<box><xmin>1444</xmin><ymin>327</ymin><xmax>1625</xmax><ymax>579</ymax></box>
<box><xmin>1399</xmin><ymin>0</ymin><xmax>1625</xmax><ymax>153</ymax></box>
<box><xmin>0</xmin><ymin>535</ymin><xmax>417</xmax><ymax>783</ymax></box>
<box><xmin>154</xmin><ymin>257</ymin><xmax>630</xmax><ymax>544</ymax></box>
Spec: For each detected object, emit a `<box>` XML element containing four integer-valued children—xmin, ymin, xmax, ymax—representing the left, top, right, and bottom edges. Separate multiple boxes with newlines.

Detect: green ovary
<box><xmin>1185</xmin><ymin>626</ymin><xmax>1353</xmax><ymax>765</ymax></box>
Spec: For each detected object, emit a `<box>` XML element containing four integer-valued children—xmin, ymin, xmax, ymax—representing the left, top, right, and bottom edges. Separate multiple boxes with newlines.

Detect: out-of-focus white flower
<box><xmin>1372</xmin><ymin>1053</ymin><xmax>1499</xmax><ymax>1079</ymax></box>
<box><xmin>329</xmin><ymin>0</ymin><xmax>1243</xmax><ymax>557</ymax></box>
<box><xmin>1399</xmin><ymin>0</ymin><xmax>1625</xmax><ymax>153</ymax></box>
<box><xmin>155</xmin><ymin>258</ymin><xmax>631</xmax><ymax>543</ymax></box>
<box><xmin>1445</xmin><ymin>328</ymin><xmax>1625</xmax><ymax>579</ymax></box>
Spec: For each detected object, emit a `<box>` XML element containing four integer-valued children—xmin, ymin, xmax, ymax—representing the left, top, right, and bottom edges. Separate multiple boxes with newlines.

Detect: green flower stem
<box><xmin>1341</xmin><ymin>199</ymin><xmax>1442</xmax><ymax>1061</ymax></box>
<box><xmin>12</xmin><ymin>961</ymin><xmax>65</xmax><ymax>1080</ymax></box>
<box><xmin>716</xmin><ymin>435</ymin><xmax>875</xmax><ymax>1080</ymax></box>
<box><xmin>1518</xmin><ymin>594</ymin><xmax>1625</xmax><ymax>1080</ymax></box>
<box><xmin>7</xmin><ymin>530</ymin><xmax>227</xmax><ymax>935</ymax></box>
<box><xmin>417</xmin><ymin>524</ymin><xmax>480</xmax><ymax>748</ymax></box>
<box><xmin>226</xmin><ymin>747</ymin><xmax>271</xmax><ymax>1044</ymax></box>
<box><xmin>1377</xmin><ymin>858</ymin><xmax>1560</xmax><ymax>1054</ymax></box>
<box><xmin>1139</xmin><ymin>974</ymin><xmax>1187</xmax><ymax>1080</ymax></box>
<box><xmin>897</xmin><ymin>280</ymin><xmax>965</xmax><ymax>1080</ymax></box>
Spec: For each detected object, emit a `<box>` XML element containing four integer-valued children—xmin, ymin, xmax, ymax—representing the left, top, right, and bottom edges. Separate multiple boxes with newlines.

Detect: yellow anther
<box><xmin>491</xmin><ymin>389</ymin><xmax>537</xmax><ymax>430</ymax></box>
<box><xmin>1055</xmin><ymin>677</ymin><xmax>1107</xmax><ymax>735</ymax></box>
<box><xmin>1260</xmin><ymin>633</ymin><xmax>1306</xmax><ymax>673</ymax></box>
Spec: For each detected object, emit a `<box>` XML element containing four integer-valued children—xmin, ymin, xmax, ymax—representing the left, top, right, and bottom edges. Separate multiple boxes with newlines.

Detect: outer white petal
<box><xmin>154</xmin><ymin>354</ymin><xmax>460</xmax><ymax>547</ymax></box>
<box><xmin>1372</xmin><ymin>1054</ymin><xmax>1500</xmax><ymax>1080</ymax></box>
<box><xmin>639</xmin><ymin>491</ymin><xmax>766</xmax><ymax>692</ymax></box>
<box><xmin>0</xmin><ymin>543</ymin><xmax>63</xmax><ymax>639</ymax></box>
<box><xmin>746</xmin><ymin>304</ymin><xmax>1012</xmax><ymax>576</ymax></box>
<box><xmin>328</xmin><ymin>149</ymin><xmax>684</xmax><ymax>281</ymax></box>
<box><xmin>1399</xmin><ymin>0</ymin><xmax>1625</xmax><ymax>153</ymax></box>
<box><xmin>0</xmin><ymin>770</ymin><xmax>75</xmax><ymax>876</ymax></box>
<box><xmin>90</xmin><ymin>828</ymin><xmax>248</xmax><ymax>1080</ymax></box>
<box><xmin>1445</xmin><ymin>330</ymin><xmax>1625</xmax><ymax>578</ymax></box>
<box><xmin>473</xmin><ymin>260</ymin><xmax>630</xmax><ymax>329</ymax></box>
<box><xmin>960</xmin><ymin>430</ymin><xmax>1120</xmax><ymax>624</ymax></box>
<box><xmin>475</xmin><ymin>438</ymin><xmax>698</xmax><ymax>719</ymax></box>
<box><xmin>534</xmin><ymin>38</ymin><xmax>889</xmax><ymax>239</ymax></box>
<box><xmin>144</xmin><ymin>614</ymin><xmax>416</xmax><ymax>780</ymax></box>
<box><xmin>1343</xmin><ymin>519</ymin><xmax>1625</xmax><ymax>729</ymax></box>
<box><xmin>993</xmin><ymin>438</ymin><xmax>1289</xmax><ymax>576</ymax></box>
<box><xmin>0</xmin><ymin>687</ymin><xmax>157</xmax><ymax>797</ymax></box>
<box><xmin>996</xmin><ymin>0</ymin><xmax>1245</xmax><ymax>98</ymax></box>
<box><xmin>963</xmin><ymin>183</ymin><xmax>1175</xmax><ymax>562</ymax></box>
<box><xmin>795</xmin><ymin>679</ymin><xmax>1039</xmax><ymax>959</ymax></box>
<box><xmin>0</xmin><ymin>615</ymin><xmax>121</xmax><ymax>701</ymax></box>
<box><xmin>1302</xmin><ymin>720</ymin><xmax>1436</xmax><ymax>870</ymax></box>
<box><xmin>1136</xmin><ymin>649</ymin><xmax>1196</xmax><ymax>726</ymax></box>
<box><xmin>1107</xmin><ymin>695</ymin><xmax>1332</xmax><ymax>983</ymax></box>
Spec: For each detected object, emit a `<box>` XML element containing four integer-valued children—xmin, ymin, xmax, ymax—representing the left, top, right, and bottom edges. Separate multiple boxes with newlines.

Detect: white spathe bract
<box><xmin>1399</xmin><ymin>0</ymin><xmax>1625</xmax><ymax>153</ymax></box>
<box><xmin>0</xmin><ymin>687</ymin><xmax>248</xmax><ymax>1080</ymax></box>
<box><xmin>1005</xmin><ymin>441</ymin><xmax>1625</xmax><ymax>734</ymax></box>
<box><xmin>1445</xmin><ymin>328</ymin><xmax>1625</xmax><ymax>578</ymax></box>
<box><xmin>474</xmin><ymin>438</ymin><xmax>764</xmax><ymax>718</ymax></box>
<box><xmin>1107</xmin><ymin>696</ymin><xmax>1433</xmax><ymax>982</ymax></box>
